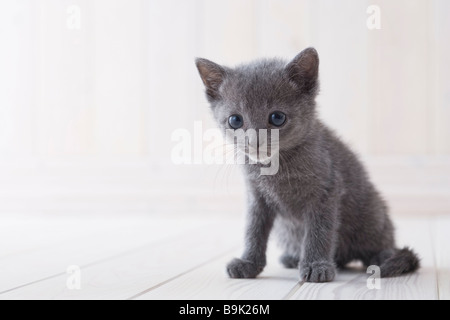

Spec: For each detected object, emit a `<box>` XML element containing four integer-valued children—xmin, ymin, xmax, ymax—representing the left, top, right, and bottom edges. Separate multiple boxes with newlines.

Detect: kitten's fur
<box><xmin>196</xmin><ymin>48</ymin><xmax>420</xmax><ymax>282</ymax></box>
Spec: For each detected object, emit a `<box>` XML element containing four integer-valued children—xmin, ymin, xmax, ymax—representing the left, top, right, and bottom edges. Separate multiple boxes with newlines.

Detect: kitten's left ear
<box><xmin>196</xmin><ymin>58</ymin><xmax>227</xmax><ymax>102</ymax></box>
<box><xmin>286</xmin><ymin>47</ymin><xmax>320</xmax><ymax>95</ymax></box>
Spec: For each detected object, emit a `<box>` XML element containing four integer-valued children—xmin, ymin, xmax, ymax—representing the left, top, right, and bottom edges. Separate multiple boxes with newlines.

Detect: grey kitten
<box><xmin>195</xmin><ymin>48</ymin><xmax>420</xmax><ymax>282</ymax></box>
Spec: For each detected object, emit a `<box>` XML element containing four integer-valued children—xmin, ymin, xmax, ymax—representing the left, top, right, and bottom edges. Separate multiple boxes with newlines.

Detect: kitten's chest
<box><xmin>249</xmin><ymin>168</ymin><xmax>318</xmax><ymax>215</ymax></box>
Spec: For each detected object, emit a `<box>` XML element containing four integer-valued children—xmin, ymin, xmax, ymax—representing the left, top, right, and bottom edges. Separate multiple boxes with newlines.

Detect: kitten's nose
<box><xmin>248</xmin><ymin>136</ymin><xmax>257</xmax><ymax>148</ymax></box>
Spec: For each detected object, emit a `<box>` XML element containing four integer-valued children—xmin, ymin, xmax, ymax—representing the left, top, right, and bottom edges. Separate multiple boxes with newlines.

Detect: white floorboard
<box><xmin>0</xmin><ymin>219</ymin><xmax>241</xmax><ymax>300</ymax></box>
<box><xmin>436</xmin><ymin>217</ymin><xmax>450</xmax><ymax>300</ymax></box>
<box><xmin>0</xmin><ymin>216</ymin><xmax>215</xmax><ymax>294</ymax></box>
<box><xmin>0</xmin><ymin>215</ymin><xmax>445</xmax><ymax>300</ymax></box>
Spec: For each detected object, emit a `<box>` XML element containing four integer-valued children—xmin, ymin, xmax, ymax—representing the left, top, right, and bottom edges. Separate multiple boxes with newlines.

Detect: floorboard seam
<box><xmin>127</xmin><ymin>247</ymin><xmax>239</xmax><ymax>300</ymax></box>
<box><xmin>0</xmin><ymin>224</ymin><xmax>221</xmax><ymax>296</ymax></box>
<box><xmin>281</xmin><ymin>281</ymin><xmax>305</xmax><ymax>300</ymax></box>
<box><xmin>429</xmin><ymin>219</ymin><xmax>440</xmax><ymax>300</ymax></box>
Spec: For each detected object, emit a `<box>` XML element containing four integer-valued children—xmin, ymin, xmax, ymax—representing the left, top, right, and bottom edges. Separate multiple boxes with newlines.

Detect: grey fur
<box><xmin>196</xmin><ymin>48</ymin><xmax>420</xmax><ymax>283</ymax></box>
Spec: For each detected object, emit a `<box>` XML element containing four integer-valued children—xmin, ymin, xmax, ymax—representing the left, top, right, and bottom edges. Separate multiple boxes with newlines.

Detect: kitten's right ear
<box><xmin>195</xmin><ymin>58</ymin><xmax>227</xmax><ymax>102</ymax></box>
<box><xmin>286</xmin><ymin>48</ymin><xmax>320</xmax><ymax>95</ymax></box>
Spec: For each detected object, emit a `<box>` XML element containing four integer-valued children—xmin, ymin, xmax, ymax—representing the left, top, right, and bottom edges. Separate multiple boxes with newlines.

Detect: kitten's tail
<box><xmin>379</xmin><ymin>247</ymin><xmax>420</xmax><ymax>278</ymax></box>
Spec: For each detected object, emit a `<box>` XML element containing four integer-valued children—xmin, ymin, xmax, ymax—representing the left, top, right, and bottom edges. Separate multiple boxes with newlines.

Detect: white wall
<box><xmin>0</xmin><ymin>0</ymin><xmax>449</xmax><ymax>215</ymax></box>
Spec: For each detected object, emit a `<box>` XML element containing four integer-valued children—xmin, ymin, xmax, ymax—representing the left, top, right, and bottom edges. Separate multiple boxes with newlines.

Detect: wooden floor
<box><xmin>0</xmin><ymin>214</ymin><xmax>448</xmax><ymax>300</ymax></box>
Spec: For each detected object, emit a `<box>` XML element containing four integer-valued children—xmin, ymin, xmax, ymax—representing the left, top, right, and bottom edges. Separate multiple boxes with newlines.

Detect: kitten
<box><xmin>195</xmin><ymin>48</ymin><xmax>420</xmax><ymax>282</ymax></box>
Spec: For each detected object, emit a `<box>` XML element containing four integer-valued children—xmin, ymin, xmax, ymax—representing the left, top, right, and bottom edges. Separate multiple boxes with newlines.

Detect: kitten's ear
<box><xmin>196</xmin><ymin>58</ymin><xmax>227</xmax><ymax>102</ymax></box>
<box><xmin>286</xmin><ymin>47</ymin><xmax>319</xmax><ymax>95</ymax></box>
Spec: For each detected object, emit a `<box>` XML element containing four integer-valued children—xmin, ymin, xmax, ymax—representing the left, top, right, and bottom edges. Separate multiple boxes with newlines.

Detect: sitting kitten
<box><xmin>196</xmin><ymin>48</ymin><xmax>420</xmax><ymax>282</ymax></box>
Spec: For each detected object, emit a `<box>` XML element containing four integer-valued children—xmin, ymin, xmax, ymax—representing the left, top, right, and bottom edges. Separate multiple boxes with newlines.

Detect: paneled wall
<box><xmin>0</xmin><ymin>0</ymin><xmax>449</xmax><ymax>214</ymax></box>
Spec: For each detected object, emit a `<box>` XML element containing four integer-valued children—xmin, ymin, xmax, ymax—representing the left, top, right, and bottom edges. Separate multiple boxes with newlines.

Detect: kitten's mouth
<box><xmin>245</xmin><ymin>146</ymin><xmax>279</xmax><ymax>165</ymax></box>
<box><xmin>247</xmin><ymin>153</ymin><xmax>271</xmax><ymax>164</ymax></box>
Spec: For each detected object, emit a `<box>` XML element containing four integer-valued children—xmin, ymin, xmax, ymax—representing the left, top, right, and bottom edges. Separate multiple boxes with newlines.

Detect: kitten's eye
<box><xmin>269</xmin><ymin>111</ymin><xmax>286</xmax><ymax>127</ymax></box>
<box><xmin>228</xmin><ymin>114</ymin><xmax>244</xmax><ymax>129</ymax></box>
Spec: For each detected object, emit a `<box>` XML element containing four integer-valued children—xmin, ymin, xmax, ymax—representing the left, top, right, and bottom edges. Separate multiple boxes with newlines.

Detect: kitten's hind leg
<box><xmin>280</xmin><ymin>253</ymin><xmax>299</xmax><ymax>269</ymax></box>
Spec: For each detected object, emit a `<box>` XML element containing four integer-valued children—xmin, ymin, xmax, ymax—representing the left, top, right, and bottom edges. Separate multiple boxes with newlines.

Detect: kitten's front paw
<box><xmin>226</xmin><ymin>258</ymin><xmax>264</xmax><ymax>279</ymax></box>
<box><xmin>299</xmin><ymin>261</ymin><xmax>336</xmax><ymax>283</ymax></box>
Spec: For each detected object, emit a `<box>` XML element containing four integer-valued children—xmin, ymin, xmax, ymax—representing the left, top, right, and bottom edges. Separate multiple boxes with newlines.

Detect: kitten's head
<box><xmin>196</xmin><ymin>48</ymin><xmax>320</xmax><ymax>162</ymax></box>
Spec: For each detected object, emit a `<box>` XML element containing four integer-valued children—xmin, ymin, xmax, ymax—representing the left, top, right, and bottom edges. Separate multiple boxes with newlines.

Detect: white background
<box><xmin>0</xmin><ymin>0</ymin><xmax>449</xmax><ymax>216</ymax></box>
